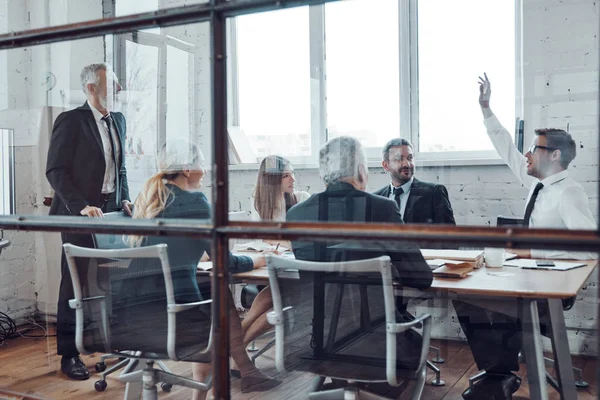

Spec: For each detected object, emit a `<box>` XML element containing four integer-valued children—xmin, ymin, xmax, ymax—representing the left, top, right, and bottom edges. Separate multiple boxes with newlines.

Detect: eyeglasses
<box><xmin>528</xmin><ymin>144</ymin><xmax>557</xmax><ymax>154</ymax></box>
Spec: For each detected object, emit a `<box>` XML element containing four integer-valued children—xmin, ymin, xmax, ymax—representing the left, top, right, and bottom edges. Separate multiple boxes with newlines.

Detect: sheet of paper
<box><xmin>233</xmin><ymin>241</ymin><xmax>288</xmax><ymax>253</ymax></box>
<box><xmin>426</xmin><ymin>259</ymin><xmax>463</xmax><ymax>268</ymax></box>
<box><xmin>502</xmin><ymin>259</ymin><xmax>586</xmax><ymax>271</ymax></box>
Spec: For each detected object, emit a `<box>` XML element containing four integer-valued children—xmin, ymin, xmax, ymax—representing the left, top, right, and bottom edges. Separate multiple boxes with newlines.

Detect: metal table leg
<box><xmin>521</xmin><ymin>299</ymin><xmax>549</xmax><ymax>400</ymax></box>
<box><xmin>546</xmin><ymin>298</ymin><xmax>578</xmax><ymax>400</ymax></box>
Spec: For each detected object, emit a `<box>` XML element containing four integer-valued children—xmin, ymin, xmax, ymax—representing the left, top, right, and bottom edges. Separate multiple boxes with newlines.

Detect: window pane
<box><xmin>418</xmin><ymin>0</ymin><xmax>515</xmax><ymax>152</ymax></box>
<box><xmin>325</xmin><ymin>0</ymin><xmax>400</xmax><ymax>148</ymax></box>
<box><xmin>235</xmin><ymin>8</ymin><xmax>311</xmax><ymax>160</ymax></box>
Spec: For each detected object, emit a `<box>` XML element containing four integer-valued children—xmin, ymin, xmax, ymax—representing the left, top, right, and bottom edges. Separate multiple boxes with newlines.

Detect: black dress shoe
<box><xmin>462</xmin><ymin>372</ymin><xmax>521</xmax><ymax>400</ymax></box>
<box><xmin>61</xmin><ymin>356</ymin><xmax>90</xmax><ymax>380</ymax></box>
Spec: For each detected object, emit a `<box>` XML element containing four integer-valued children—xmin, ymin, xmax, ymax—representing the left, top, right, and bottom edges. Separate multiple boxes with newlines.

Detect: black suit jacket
<box><xmin>46</xmin><ymin>102</ymin><xmax>130</xmax><ymax>216</ymax></box>
<box><xmin>373</xmin><ymin>178</ymin><xmax>455</xmax><ymax>225</ymax></box>
<box><xmin>286</xmin><ymin>182</ymin><xmax>433</xmax><ymax>290</ymax></box>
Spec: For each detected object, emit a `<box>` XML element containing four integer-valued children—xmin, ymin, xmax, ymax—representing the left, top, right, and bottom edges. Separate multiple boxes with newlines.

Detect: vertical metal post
<box><xmin>210</xmin><ymin>0</ymin><xmax>231</xmax><ymax>398</ymax></box>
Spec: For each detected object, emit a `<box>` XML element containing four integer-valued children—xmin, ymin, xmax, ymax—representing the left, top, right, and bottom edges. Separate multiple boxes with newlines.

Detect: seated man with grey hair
<box><xmin>287</xmin><ymin>135</ymin><xmax>433</xmax><ymax>290</ymax></box>
<box><xmin>285</xmin><ymin>136</ymin><xmax>433</xmax><ymax>374</ymax></box>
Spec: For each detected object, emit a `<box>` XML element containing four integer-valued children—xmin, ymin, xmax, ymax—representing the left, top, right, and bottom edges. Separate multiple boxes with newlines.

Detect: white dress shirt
<box><xmin>484</xmin><ymin>114</ymin><xmax>596</xmax><ymax>260</ymax></box>
<box><xmin>387</xmin><ymin>178</ymin><xmax>413</xmax><ymax>219</ymax></box>
<box><xmin>251</xmin><ymin>190</ymin><xmax>311</xmax><ymax>221</ymax></box>
<box><xmin>88</xmin><ymin>101</ymin><xmax>121</xmax><ymax>195</ymax></box>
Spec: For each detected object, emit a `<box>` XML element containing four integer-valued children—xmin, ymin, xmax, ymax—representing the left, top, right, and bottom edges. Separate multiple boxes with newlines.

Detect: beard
<box><xmin>99</xmin><ymin>93</ymin><xmax>121</xmax><ymax>112</ymax></box>
<box><xmin>391</xmin><ymin>167</ymin><xmax>414</xmax><ymax>184</ymax></box>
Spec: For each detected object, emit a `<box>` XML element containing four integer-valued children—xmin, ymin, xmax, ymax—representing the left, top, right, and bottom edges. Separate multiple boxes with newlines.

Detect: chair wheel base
<box><xmin>432</xmin><ymin>356</ymin><xmax>445</xmax><ymax>363</ymax></box>
<box><xmin>95</xmin><ymin>362</ymin><xmax>106</xmax><ymax>372</ymax></box>
<box><xmin>430</xmin><ymin>379</ymin><xmax>445</xmax><ymax>386</ymax></box>
<box><xmin>94</xmin><ymin>380</ymin><xmax>107</xmax><ymax>392</ymax></box>
<box><xmin>161</xmin><ymin>382</ymin><xmax>173</xmax><ymax>392</ymax></box>
<box><xmin>575</xmin><ymin>380</ymin><xmax>589</xmax><ymax>388</ymax></box>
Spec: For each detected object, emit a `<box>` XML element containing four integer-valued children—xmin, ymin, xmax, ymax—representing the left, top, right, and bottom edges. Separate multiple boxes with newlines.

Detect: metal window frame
<box><xmin>0</xmin><ymin>1</ymin><xmax>597</xmax><ymax>398</ymax></box>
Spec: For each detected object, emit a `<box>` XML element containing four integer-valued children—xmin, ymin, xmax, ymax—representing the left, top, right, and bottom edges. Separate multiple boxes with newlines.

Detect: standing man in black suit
<box><xmin>46</xmin><ymin>63</ymin><xmax>132</xmax><ymax>380</ymax></box>
<box><xmin>374</xmin><ymin>138</ymin><xmax>455</xmax><ymax>225</ymax></box>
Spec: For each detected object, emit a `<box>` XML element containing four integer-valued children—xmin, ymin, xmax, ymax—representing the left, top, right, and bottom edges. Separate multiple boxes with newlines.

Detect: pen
<box><xmin>275</xmin><ymin>243</ymin><xmax>280</xmax><ymax>252</ymax></box>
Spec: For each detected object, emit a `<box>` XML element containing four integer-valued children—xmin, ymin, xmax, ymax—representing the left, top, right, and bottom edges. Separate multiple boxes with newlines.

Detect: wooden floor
<box><xmin>0</xmin><ymin>326</ymin><xmax>597</xmax><ymax>400</ymax></box>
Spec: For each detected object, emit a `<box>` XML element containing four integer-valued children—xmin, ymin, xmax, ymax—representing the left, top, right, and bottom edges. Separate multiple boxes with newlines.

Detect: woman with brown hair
<box><xmin>241</xmin><ymin>155</ymin><xmax>310</xmax><ymax>346</ymax></box>
<box><xmin>128</xmin><ymin>143</ymin><xmax>279</xmax><ymax>399</ymax></box>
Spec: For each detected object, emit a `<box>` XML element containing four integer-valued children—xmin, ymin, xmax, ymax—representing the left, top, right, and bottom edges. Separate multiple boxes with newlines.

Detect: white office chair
<box><xmin>63</xmin><ymin>243</ymin><xmax>212</xmax><ymax>400</ymax></box>
<box><xmin>265</xmin><ymin>254</ymin><xmax>432</xmax><ymax>400</ymax></box>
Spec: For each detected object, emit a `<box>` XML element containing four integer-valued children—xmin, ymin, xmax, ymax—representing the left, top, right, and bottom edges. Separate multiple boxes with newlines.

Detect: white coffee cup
<box><xmin>485</xmin><ymin>247</ymin><xmax>505</xmax><ymax>268</ymax></box>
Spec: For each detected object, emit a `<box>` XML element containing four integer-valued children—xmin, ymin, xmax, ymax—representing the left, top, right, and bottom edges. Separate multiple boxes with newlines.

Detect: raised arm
<box><xmin>479</xmin><ymin>74</ymin><xmax>536</xmax><ymax>187</ymax></box>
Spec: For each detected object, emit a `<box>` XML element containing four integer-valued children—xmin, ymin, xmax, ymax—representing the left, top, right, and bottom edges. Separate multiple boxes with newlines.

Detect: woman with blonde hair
<box><xmin>241</xmin><ymin>155</ymin><xmax>310</xmax><ymax>347</ymax></box>
<box><xmin>129</xmin><ymin>142</ymin><xmax>279</xmax><ymax>399</ymax></box>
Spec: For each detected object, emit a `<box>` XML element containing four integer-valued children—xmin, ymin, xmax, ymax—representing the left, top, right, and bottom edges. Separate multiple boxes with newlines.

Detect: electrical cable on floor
<box><xmin>0</xmin><ymin>311</ymin><xmax>17</xmax><ymax>346</ymax></box>
<box><xmin>17</xmin><ymin>316</ymin><xmax>48</xmax><ymax>339</ymax></box>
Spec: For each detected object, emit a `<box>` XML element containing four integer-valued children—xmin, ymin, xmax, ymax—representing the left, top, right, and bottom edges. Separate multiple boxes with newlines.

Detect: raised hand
<box><xmin>478</xmin><ymin>73</ymin><xmax>491</xmax><ymax>108</ymax></box>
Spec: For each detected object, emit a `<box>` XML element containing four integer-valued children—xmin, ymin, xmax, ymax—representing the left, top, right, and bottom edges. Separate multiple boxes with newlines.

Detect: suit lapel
<box><xmin>77</xmin><ymin>103</ymin><xmax>104</xmax><ymax>155</ymax></box>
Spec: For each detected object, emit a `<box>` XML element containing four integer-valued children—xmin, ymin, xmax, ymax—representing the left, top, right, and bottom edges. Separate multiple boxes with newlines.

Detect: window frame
<box><xmin>230</xmin><ymin>0</ymin><xmax>523</xmax><ymax>165</ymax></box>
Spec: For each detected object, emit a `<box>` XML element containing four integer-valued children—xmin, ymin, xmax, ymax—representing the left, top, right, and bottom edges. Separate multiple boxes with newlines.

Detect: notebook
<box><xmin>432</xmin><ymin>263</ymin><xmax>474</xmax><ymax>279</ymax></box>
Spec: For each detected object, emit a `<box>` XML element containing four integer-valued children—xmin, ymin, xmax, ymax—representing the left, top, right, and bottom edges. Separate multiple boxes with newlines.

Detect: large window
<box><xmin>231</xmin><ymin>0</ymin><xmax>518</xmax><ymax>162</ymax></box>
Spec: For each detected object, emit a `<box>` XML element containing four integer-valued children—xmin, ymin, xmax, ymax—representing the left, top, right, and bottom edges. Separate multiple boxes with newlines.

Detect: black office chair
<box><xmin>64</xmin><ymin>243</ymin><xmax>212</xmax><ymax>399</ymax></box>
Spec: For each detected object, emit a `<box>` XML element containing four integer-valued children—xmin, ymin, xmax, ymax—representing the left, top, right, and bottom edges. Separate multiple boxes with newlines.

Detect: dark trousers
<box><xmin>452</xmin><ymin>299</ymin><xmax>552</xmax><ymax>374</ymax></box>
<box><xmin>56</xmin><ymin>195</ymin><xmax>120</xmax><ymax>357</ymax></box>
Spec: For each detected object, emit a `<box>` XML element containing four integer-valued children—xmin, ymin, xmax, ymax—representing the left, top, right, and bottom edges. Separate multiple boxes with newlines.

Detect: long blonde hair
<box><xmin>127</xmin><ymin>142</ymin><xmax>203</xmax><ymax>247</ymax></box>
<box><xmin>254</xmin><ymin>155</ymin><xmax>297</xmax><ymax>220</ymax></box>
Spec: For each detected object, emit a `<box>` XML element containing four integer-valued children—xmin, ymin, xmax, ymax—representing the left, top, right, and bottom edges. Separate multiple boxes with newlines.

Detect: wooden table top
<box><xmin>224</xmin><ymin>260</ymin><xmax>597</xmax><ymax>300</ymax></box>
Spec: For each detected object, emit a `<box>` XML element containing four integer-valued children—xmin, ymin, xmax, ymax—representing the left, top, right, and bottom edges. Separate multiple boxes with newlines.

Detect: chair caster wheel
<box><xmin>95</xmin><ymin>362</ymin><xmax>107</xmax><ymax>372</ymax></box>
<box><xmin>95</xmin><ymin>380</ymin><xmax>107</xmax><ymax>392</ymax></box>
<box><xmin>161</xmin><ymin>383</ymin><xmax>173</xmax><ymax>392</ymax></box>
<box><xmin>575</xmin><ymin>380</ymin><xmax>589</xmax><ymax>388</ymax></box>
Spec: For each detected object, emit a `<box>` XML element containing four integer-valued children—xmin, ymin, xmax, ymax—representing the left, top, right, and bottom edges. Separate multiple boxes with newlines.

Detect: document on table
<box><xmin>232</xmin><ymin>240</ymin><xmax>288</xmax><ymax>253</ymax></box>
<box><xmin>503</xmin><ymin>259</ymin><xmax>586</xmax><ymax>271</ymax></box>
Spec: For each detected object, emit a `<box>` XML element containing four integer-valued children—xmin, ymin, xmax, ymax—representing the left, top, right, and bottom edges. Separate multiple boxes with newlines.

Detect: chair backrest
<box><xmin>265</xmin><ymin>254</ymin><xmax>431</xmax><ymax>386</ymax></box>
<box><xmin>497</xmin><ymin>215</ymin><xmax>524</xmax><ymax>227</ymax></box>
<box><xmin>63</xmin><ymin>243</ymin><xmax>212</xmax><ymax>362</ymax></box>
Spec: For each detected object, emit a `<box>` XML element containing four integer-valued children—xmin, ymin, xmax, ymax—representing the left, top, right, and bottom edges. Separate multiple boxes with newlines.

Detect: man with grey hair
<box><xmin>46</xmin><ymin>63</ymin><xmax>132</xmax><ymax>380</ymax></box>
<box><xmin>286</xmin><ymin>136</ymin><xmax>432</xmax><ymax>373</ymax></box>
<box><xmin>288</xmin><ymin>136</ymin><xmax>432</xmax><ymax>289</ymax></box>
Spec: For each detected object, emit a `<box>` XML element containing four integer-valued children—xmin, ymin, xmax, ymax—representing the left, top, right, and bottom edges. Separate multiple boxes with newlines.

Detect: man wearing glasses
<box><xmin>453</xmin><ymin>74</ymin><xmax>596</xmax><ymax>400</ymax></box>
<box><xmin>479</xmin><ymin>73</ymin><xmax>595</xmax><ymax>259</ymax></box>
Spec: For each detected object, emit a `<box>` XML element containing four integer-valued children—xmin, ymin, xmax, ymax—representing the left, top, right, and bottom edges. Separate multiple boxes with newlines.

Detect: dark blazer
<box><xmin>46</xmin><ymin>102</ymin><xmax>130</xmax><ymax>216</ymax></box>
<box><xmin>119</xmin><ymin>185</ymin><xmax>253</xmax><ymax>304</ymax></box>
<box><xmin>286</xmin><ymin>182</ymin><xmax>433</xmax><ymax>290</ymax></box>
<box><xmin>373</xmin><ymin>178</ymin><xmax>455</xmax><ymax>225</ymax></box>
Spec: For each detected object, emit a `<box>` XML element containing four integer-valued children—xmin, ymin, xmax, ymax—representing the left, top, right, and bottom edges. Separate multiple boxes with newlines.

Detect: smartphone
<box><xmin>536</xmin><ymin>260</ymin><xmax>555</xmax><ymax>267</ymax></box>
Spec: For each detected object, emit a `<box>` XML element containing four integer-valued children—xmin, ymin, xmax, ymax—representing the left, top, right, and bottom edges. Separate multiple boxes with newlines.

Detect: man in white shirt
<box><xmin>479</xmin><ymin>73</ymin><xmax>595</xmax><ymax>260</ymax></box>
<box><xmin>455</xmin><ymin>74</ymin><xmax>596</xmax><ymax>400</ymax></box>
<box><xmin>46</xmin><ymin>63</ymin><xmax>133</xmax><ymax>380</ymax></box>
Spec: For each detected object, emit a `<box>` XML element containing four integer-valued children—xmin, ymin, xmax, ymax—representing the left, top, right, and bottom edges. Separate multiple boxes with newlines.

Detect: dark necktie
<box><xmin>101</xmin><ymin>114</ymin><xmax>121</xmax><ymax>205</ymax></box>
<box><xmin>523</xmin><ymin>182</ymin><xmax>544</xmax><ymax>227</ymax></box>
<box><xmin>393</xmin><ymin>187</ymin><xmax>404</xmax><ymax>210</ymax></box>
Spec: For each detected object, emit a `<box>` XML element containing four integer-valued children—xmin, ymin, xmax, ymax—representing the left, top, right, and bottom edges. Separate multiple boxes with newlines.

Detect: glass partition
<box><xmin>0</xmin><ymin>0</ymin><xmax>597</xmax><ymax>399</ymax></box>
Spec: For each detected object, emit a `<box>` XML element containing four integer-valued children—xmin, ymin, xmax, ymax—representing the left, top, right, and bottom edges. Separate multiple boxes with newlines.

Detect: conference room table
<box><xmin>199</xmin><ymin>256</ymin><xmax>597</xmax><ymax>400</ymax></box>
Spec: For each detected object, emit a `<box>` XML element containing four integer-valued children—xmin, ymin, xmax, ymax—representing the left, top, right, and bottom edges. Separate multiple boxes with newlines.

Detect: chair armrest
<box><xmin>69</xmin><ymin>295</ymin><xmax>106</xmax><ymax>309</ymax></box>
<box><xmin>386</xmin><ymin>313</ymin><xmax>431</xmax><ymax>334</ymax></box>
<box><xmin>267</xmin><ymin>306</ymin><xmax>292</xmax><ymax>326</ymax></box>
<box><xmin>168</xmin><ymin>299</ymin><xmax>212</xmax><ymax>313</ymax></box>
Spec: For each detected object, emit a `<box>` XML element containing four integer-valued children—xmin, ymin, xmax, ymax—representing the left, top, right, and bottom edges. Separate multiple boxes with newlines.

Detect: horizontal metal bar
<box><xmin>0</xmin><ymin>0</ymin><xmax>341</xmax><ymax>50</ymax></box>
<box><xmin>0</xmin><ymin>215</ymin><xmax>597</xmax><ymax>252</ymax></box>
<box><xmin>219</xmin><ymin>222</ymin><xmax>600</xmax><ymax>252</ymax></box>
<box><xmin>0</xmin><ymin>215</ymin><xmax>213</xmax><ymax>237</ymax></box>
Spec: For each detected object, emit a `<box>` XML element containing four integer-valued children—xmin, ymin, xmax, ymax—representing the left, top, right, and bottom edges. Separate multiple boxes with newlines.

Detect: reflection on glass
<box><xmin>123</xmin><ymin>40</ymin><xmax>159</xmax><ymax>200</ymax></box>
<box><xmin>166</xmin><ymin>44</ymin><xmax>192</xmax><ymax>145</ymax></box>
<box><xmin>0</xmin><ymin>128</ymin><xmax>14</xmax><ymax>214</ymax></box>
<box><xmin>325</xmin><ymin>0</ymin><xmax>400</xmax><ymax>148</ymax></box>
